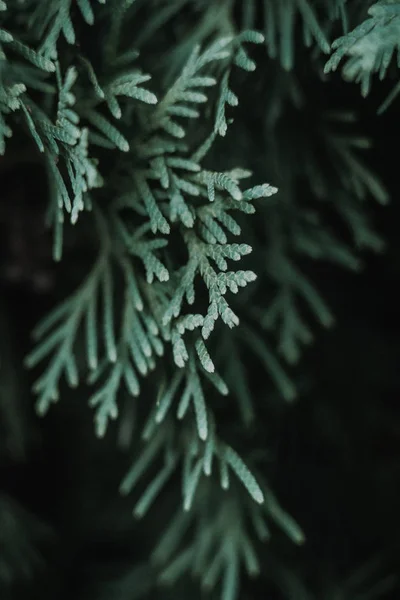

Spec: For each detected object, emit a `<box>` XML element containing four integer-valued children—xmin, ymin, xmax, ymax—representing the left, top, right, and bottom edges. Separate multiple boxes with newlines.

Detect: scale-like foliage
<box><xmin>238</xmin><ymin>0</ymin><xmax>350</xmax><ymax>70</ymax></box>
<box><xmin>120</xmin><ymin>416</ymin><xmax>268</xmax><ymax>513</ymax></box>
<box><xmin>24</xmin><ymin>0</ymin><xmax>106</xmax><ymax>59</ymax></box>
<box><xmin>148</xmin><ymin>474</ymin><xmax>303</xmax><ymax>600</ymax></box>
<box><xmin>326</xmin><ymin>1</ymin><xmax>400</xmax><ymax>109</ymax></box>
<box><xmin>0</xmin><ymin>1</ymin><xmax>393</xmax><ymax>599</ymax></box>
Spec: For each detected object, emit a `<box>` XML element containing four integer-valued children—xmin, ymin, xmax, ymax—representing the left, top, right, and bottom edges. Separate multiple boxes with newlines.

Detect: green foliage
<box><xmin>239</xmin><ymin>0</ymin><xmax>349</xmax><ymax>70</ymax></box>
<box><xmin>327</xmin><ymin>1</ymin><xmax>400</xmax><ymax>110</ymax></box>
<box><xmin>120</xmin><ymin>418</ymin><xmax>304</xmax><ymax>599</ymax></box>
<box><xmin>151</xmin><ymin>483</ymin><xmax>303</xmax><ymax>600</ymax></box>
<box><xmin>119</xmin><ymin>415</ymin><xmax>268</xmax><ymax>512</ymax></box>
<box><xmin>24</xmin><ymin>0</ymin><xmax>106</xmax><ymax>58</ymax></box>
<box><xmin>0</xmin><ymin>1</ymin><xmax>395</xmax><ymax>600</ymax></box>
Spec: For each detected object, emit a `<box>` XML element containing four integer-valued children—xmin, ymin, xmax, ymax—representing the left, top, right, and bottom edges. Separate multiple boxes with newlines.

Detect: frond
<box><xmin>326</xmin><ymin>2</ymin><xmax>400</xmax><ymax>102</ymax></box>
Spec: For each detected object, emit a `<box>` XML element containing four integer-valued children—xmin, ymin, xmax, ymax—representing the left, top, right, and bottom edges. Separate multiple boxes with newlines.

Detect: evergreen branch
<box><xmin>121</xmin><ymin>413</ymin><xmax>266</xmax><ymax>524</ymax></box>
<box><xmin>25</xmin><ymin>212</ymin><xmax>113</xmax><ymax>415</ymax></box>
<box><xmin>153</xmin><ymin>470</ymin><xmax>301</xmax><ymax>600</ymax></box>
<box><xmin>326</xmin><ymin>1</ymin><xmax>400</xmax><ymax>98</ymax></box>
<box><xmin>240</xmin><ymin>0</ymin><xmax>335</xmax><ymax>70</ymax></box>
<box><xmin>27</xmin><ymin>0</ymin><xmax>105</xmax><ymax>59</ymax></box>
<box><xmin>88</xmin><ymin>257</ymin><xmax>165</xmax><ymax>437</ymax></box>
<box><xmin>1</xmin><ymin>3</ymin><xmax>394</xmax><ymax>600</ymax></box>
